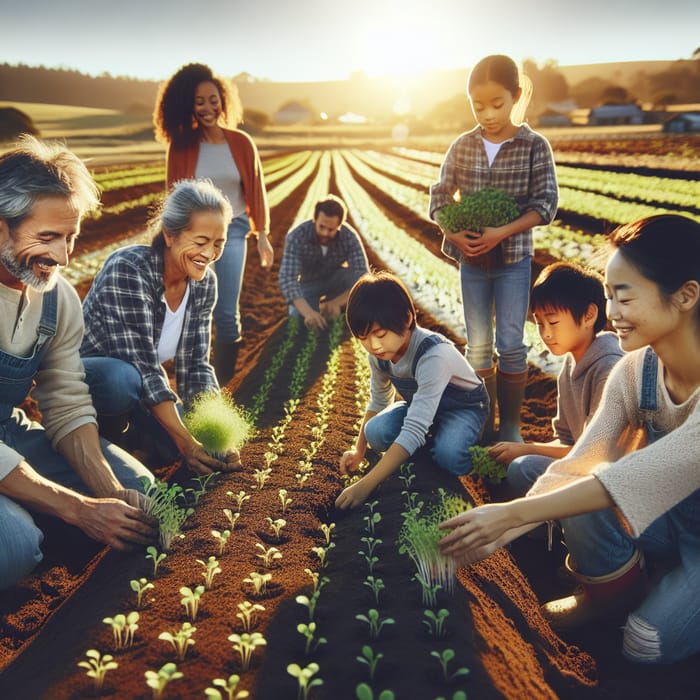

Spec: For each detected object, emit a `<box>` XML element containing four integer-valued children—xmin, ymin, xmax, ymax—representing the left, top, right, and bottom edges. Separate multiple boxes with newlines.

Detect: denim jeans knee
<box><xmin>364</xmin><ymin>403</ymin><xmax>408</xmax><ymax>452</ymax></box>
<box><xmin>82</xmin><ymin>356</ymin><xmax>142</xmax><ymax>416</ymax></box>
<box><xmin>430</xmin><ymin>405</ymin><xmax>486</xmax><ymax>475</ymax></box>
<box><xmin>0</xmin><ymin>495</ymin><xmax>44</xmax><ymax>590</ymax></box>
<box><xmin>506</xmin><ymin>454</ymin><xmax>554</xmax><ymax>496</ymax></box>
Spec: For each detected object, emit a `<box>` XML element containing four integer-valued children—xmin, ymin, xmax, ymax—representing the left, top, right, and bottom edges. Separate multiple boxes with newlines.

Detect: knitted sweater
<box><xmin>166</xmin><ymin>129</ymin><xmax>269</xmax><ymax>235</ymax></box>
<box><xmin>529</xmin><ymin>348</ymin><xmax>700</xmax><ymax>537</ymax></box>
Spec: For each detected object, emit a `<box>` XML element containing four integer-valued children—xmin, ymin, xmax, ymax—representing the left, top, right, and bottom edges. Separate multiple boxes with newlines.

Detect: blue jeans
<box><xmin>506</xmin><ymin>454</ymin><xmax>554</xmax><ymax>495</ymax></box>
<box><xmin>364</xmin><ymin>395</ymin><xmax>488</xmax><ymax>475</ymax></box>
<box><xmin>0</xmin><ymin>408</ymin><xmax>152</xmax><ymax>589</ymax></box>
<box><xmin>459</xmin><ymin>256</ymin><xmax>531</xmax><ymax>373</ymax></box>
<box><xmin>214</xmin><ymin>213</ymin><xmax>250</xmax><ymax>343</ymax></box>
<box><xmin>288</xmin><ymin>267</ymin><xmax>358</xmax><ymax>317</ymax></box>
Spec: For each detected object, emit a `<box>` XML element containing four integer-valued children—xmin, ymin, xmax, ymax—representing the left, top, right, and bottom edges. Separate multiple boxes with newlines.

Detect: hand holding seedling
<box><xmin>339</xmin><ymin>448</ymin><xmax>365</xmax><ymax>475</ymax></box>
<box><xmin>181</xmin><ymin>440</ymin><xmax>229</xmax><ymax>475</ymax></box>
<box><xmin>335</xmin><ymin>477</ymin><xmax>375</xmax><ymax>511</ymax></box>
<box><xmin>488</xmin><ymin>441</ymin><xmax>533</xmax><ymax>465</ymax></box>
<box><xmin>462</xmin><ymin>225</ymin><xmax>504</xmax><ymax>256</ymax></box>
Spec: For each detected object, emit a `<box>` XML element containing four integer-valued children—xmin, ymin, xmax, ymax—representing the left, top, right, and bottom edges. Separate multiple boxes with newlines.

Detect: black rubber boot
<box><xmin>213</xmin><ymin>339</ymin><xmax>241</xmax><ymax>387</ymax></box>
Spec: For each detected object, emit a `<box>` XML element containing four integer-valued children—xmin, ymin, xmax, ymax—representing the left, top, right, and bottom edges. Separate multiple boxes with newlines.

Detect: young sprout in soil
<box><xmin>197</xmin><ymin>555</ymin><xmax>222</xmax><ymax>589</ymax></box>
<box><xmin>311</xmin><ymin>543</ymin><xmax>335</xmax><ymax>568</ymax></box>
<box><xmin>287</xmin><ymin>662</ymin><xmax>323</xmax><ymax>700</ymax></box>
<box><xmin>263</xmin><ymin>450</ymin><xmax>279</xmax><ymax>469</ymax></box>
<box><xmin>236</xmin><ymin>601</ymin><xmax>266</xmax><ymax>632</ymax></box>
<box><xmin>468</xmin><ymin>445</ymin><xmax>508</xmax><ymax>483</ymax></box>
<box><xmin>361</xmin><ymin>552</ymin><xmax>380</xmax><ymax>575</ymax></box>
<box><xmin>256</xmin><ymin>543</ymin><xmax>283</xmax><ymax>569</ymax></box>
<box><xmin>243</xmin><ymin>571</ymin><xmax>272</xmax><ymax>597</ymax></box>
<box><xmin>363</xmin><ymin>575</ymin><xmax>385</xmax><ymax>605</ymax></box>
<box><xmin>355</xmin><ymin>682</ymin><xmax>395</xmax><ymax>700</ymax></box>
<box><xmin>205</xmin><ymin>674</ymin><xmax>250</xmax><ymax>700</ymax></box>
<box><xmin>212</xmin><ymin>529</ymin><xmax>231</xmax><ymax>556</ymax></box>
<box><xmin>295</xmin><ymin>591</ymin><xmax>321</xmax><ymax>622</ymax></box>
<box><xmin>413</xmin><ymin>572</ymin><xmax>443</xmax><ymax>609</ymax></box>
<box><xmin>185</xmin><ymin>473</ymin><xmax>217</xmax><ymax>506</ymax></box>
<box><xmin>183</xmin><ymin>390</ymin><xmax>253</xmax><ymax>460</ymax></box>
<box><xmin>320</xmin><ymin>522</ymin><xmax>335</xmax><ymax>545</ymax></box>
<box><xmin>363</xmin><ymin>509</ymin><xmax>382</xmax><ymax>536</ymax></box>
<box><xmin>139</xmin><ymin>477</ymin><xmax>193</xmax><ymax>551</ymax></box>
<box><xmin>102</xmin><ymin>611</ymin><xmax>139</xmax><ymax>650</ymax></box>
<box><xmin>430</xmin><ymin>648</ymin><xmax>470</xmax><ymax>683</ymax></box>
<box><xmin>423</xmin><ymin>608</ymin><xmax>450</xmax><ymax>638</ymax></box>
<box><xmin>266</xmin><ymin>517</ymin><xmax>287</xmax><ymax>540</ymax></box>
<box><xmin>78</xmin><ymin>649</ymin><xmax>118</xmax><ymax>692</ymax></box>
<box><xmin>223</xmin><ymin>509</ymin><xmax>240</xmax><ymax>530</ymax></box>
<box><xmin>252</xmin><ymin>467</ymin><xmax>273</xmax><ymax>490</ymax></box>
<box><xmin>130</xmin><ymin>577</ymin><xmax>155</xmax><ymax>609</ymax></box>
<box><xmin>227</xmin><ymin>490</ymin><xmax>250</xmax><ymax>511</ymax></box>
<box><xmin>158</xmin><ymin>622</ymin><xmax>196</xmax><ymax>661</ymax></box>
<box><xmin>180</xmin><ymin>585</ymin><xmax>205</xmax><ymax>621</ymax></box>
<box><xmin>146</xmin><ymin>546</ymin><xmax>167</xmax><ymax>577</ymax></box>
<box><xmin>355</xmin><ymin>609</ymin><xmax>395</xmax><ymax>640</ymax></box>
<box><xmin>228</xmin><ymin>632</ymin><xmax>267</xmax><ymax>671</ymax></box>
<box><xmin>304</xmin><ymin>568</ymin><xmax>329</xmax><ymax>595</ymax></box>
<box><xmin>278</xmin><ymin>488</ymin><xmax>293</xmax><ymax>514</ymax></box>
<box><xmin>356</xmin><ymin>645</ymin><xmax>383</xmax><ymax>681</ymax></box>
<box><xmin>295</xmin><ymin>471</ymin><xmax>310</xmax><ymax>487</ymax></box>
<box><xmin>297</xmin><ymin>621</ymin><xmax>327</xmax><ymax>655</ymax></box>
<box><xmin>145</xmin><ymin>662</ymin><xmax>183</xmax><ymax>700</ymax></box>
<box><xmin>401</xmin><ymin>490</ymin><xmax>421</xmax><ymax>511</ymax></box>
<box><xmin>360</xmin><ymin>536</ymin><xmax>382</xmax><ymax>558</ymax></box>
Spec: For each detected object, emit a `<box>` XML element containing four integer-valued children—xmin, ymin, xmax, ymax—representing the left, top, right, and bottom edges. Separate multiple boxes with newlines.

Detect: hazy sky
<box><xmin>2</xmin><ymin>0</ymin><xmax>698</xmax><ymax>82</ymax></box>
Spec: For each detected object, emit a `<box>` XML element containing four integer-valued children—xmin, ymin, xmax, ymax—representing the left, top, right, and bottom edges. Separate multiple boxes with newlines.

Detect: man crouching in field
<box><xmin>0</xmin><ymin>136</ymin><xmax>156</xmax><ymax>590</ymax></box>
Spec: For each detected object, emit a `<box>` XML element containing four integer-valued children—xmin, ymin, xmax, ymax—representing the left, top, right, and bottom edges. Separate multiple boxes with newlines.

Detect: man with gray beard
<box><xmin>0</xmin><ymin>137</ymin><xmax>156</xmax><ymax>589</ymax></box>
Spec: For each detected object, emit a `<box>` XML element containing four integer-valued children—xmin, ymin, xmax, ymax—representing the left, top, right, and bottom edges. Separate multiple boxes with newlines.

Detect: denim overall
<box><xmin>366</xmin><ymin>333</ymin><xmax>489</xmax><ymax>475</ymax></box>
<box><xmin>562</xmin><ymin>347</ymin><xmax>700</xmax><ymax>662</ymax></box>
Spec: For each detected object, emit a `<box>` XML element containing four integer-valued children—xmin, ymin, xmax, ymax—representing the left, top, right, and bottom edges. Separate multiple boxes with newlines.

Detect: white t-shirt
<box><xmin>158</xmin><ymin>284</ymin><xmax>190</xmax><ymax>363</ymax></box>
<box><xmin>481</xmin><ymin>137</ymin><xmax>504</xmax><ymax>166</ymax></box>
<box><xmin>195</xmin><ymin>143</ymin><xmax>246</xmax><ymax>217</ymax></box>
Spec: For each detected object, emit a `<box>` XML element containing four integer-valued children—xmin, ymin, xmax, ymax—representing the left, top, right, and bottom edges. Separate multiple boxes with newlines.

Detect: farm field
<box><xmin>1</xmin><ymin>130</ymin><xmax>699</xmax><ymax>699</ymax></box>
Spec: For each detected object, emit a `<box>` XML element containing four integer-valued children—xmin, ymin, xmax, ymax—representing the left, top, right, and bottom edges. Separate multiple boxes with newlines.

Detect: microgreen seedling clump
<box><xmin>183</xmin><ymin>391</ymin><xmax>253</xmax><ymax>459</ymax></box>
<box><xmin>180</xmin><ymin>585</ymin><xmax>205</xmax><ymax>621</ymax></box>
<box><xmin>468</xmin><ymin>445</ymin><xmax>508</xmax><ymax>483</ymax></box>
<box><xmin>244</xmin><ymin>571</ymin><xmax>272</xmax><ymax>597</ymax></box>
<box><xmin>229</xmin><ymin>632</ymin><xmax>267</xmax><ymax>671</ymax></box>
<box><xmin>355</xmin><ymin>609</ymin><xmax>395</xmax><ymax>640</ymax></box>
<box><xmin>436</xmin><ymin>187</ymin><xmax>519</xmax><ymax>236</ymax></box>
<box><xmin>198</xmin><ymin>555</ymin><xmax>222</xmax><ymax>589</ymax></box>
<box><xmin>130</xmin><ymin>577</ymin><xmax>155</xmax><ymax>609</ymax></box>
<box><xmin>205</xmin><ymin>674</ymin><xmax>250</xmax><ymax>699</ymax></box>
<box><xmin>430</xmin><ymin>648</ymin><xmax>470</xmax><ymax>682</ymax></box>
<box><xmin>287</xmin><ymin>662</ymin><xmax>323</xmax><ymax>700</ymax></box>
<box><xmin>146</xmin><ymin>546</ymin><xmax>167</xmax><ymax>577</ymax></box>
<box><xmin>140</xmin><ymin>478</ymin><xmax>193</xmax><ymax>551</ymax></box>
<box><xmin>78</xmin><ymin>649</ymin><xmax>118</xmax><ymax>692</ymax></box>
<box><xmin>356</xmin><ymin>645</ymin><xmax>383</xmax><ymax>680</ymax></box>
<box><xmin>145</xmin><ymin>662</ymin><xmax>183</xmax><ymax>699</ymax></box>
<box><xmin>297</xmin><ymin>621</ymin><xmax>327</xmax><ymax>654</ymax></box>
<box><xmin>103</xmin><ymin>611</ymin><xmax>139</xmax><ymax>650</ymax></box>
<box><xmin>236</xmin><ymin>601</ymin><xmax>265</xmax><ymax>632</ymax></box>
<box><xmin>212</xmin><ymin>529</ymin><xmax>231</xmax><ymax>556</ymax></box>
<box><xmin>159</xmin><ymin>622</ymin><xmax>196</xmax><ymax>661</ymax></box>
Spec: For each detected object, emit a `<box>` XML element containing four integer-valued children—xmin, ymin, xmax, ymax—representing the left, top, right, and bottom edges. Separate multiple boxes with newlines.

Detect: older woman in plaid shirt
<box><xmin>80</xmin><ymin>179</ymin><xmax>241</xmax><ymax>475</ymax></box>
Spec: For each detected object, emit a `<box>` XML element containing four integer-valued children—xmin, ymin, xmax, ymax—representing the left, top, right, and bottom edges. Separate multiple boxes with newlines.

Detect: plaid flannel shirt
<box><xmin>81</xmin><ymin>245</ymin><xmax>218</xmax><ymax>408</ymax></box>
<box><xmin>278</xmin><ymin>220</ymin><xmax>369</xmax><ymax>304</ymax></box>
<box><xmin>429</xmin><ymin>124</ymin><xmax>558</xmax><ymax>264</ymax></box>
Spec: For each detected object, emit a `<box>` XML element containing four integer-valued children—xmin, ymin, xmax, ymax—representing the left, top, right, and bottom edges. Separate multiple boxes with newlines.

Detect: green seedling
<box><xmin>103</xmin><ymin>611</ymin><xmax>139</xmax><ymax>650</ymax></box>
<box><xmin>158</xmin><ymin>622</ymin><xmax>196</xmax><ymax>661</ymax></box>
<box><xmin>297</xmin><ymin>621</ymin><xmax>327</xmax><ymax>654</ymax></box>
<box><xmin>414</xmin><ymin>572</ymin><xmax>443</xmax><ymax>608</ymax></box>
<box><xmin>130</xmin><ymin>577</ymin><xmax>155</xmax><ymax>609</ymax></box>
<box><xmin>185</xmin><ymin>473</ymin><xmax>217</xmax><ymax>506</ymax></box>
<box><xmin>304</xmin><ymin>568</ymin><xmax>329</xmax><ymax>595</ymax></box>
<box><xmin>183</xmin><ymin>391</ymin><xmax>253</xmax><ymax>459</ymax></box>
<box><xmin>356</xmin><ymin>645</ymin><xmax>383</xmax><ymax>681</ymax></box>
<box><xmin>146</xmin><ymin>545</ymin><xmax>167</xmax><ymax>577</ymax></box>
<box><xmin>436</xmin><ymin>186</ymin><xmax>519</xmax><ymax>236</ymax></box>
<box><xmin>77</xmin><ymin>649</ymin><xmax>118</xmax><ymax>692</ymax></box>
<box><xmin>243</xmin><ymin>571</ymin><xmax>272</xmax><ymax>597</ymax></box>
<box><xmin>311</xmin><ymin>543</ymin><xmax>335</xmax><ymax>568</ymax></box>
<box><xmin>236</xmin><ymin>601</ymin><xmax>265</xmax><ymax>632</ymax></box>
<box><xmin>362</xmin><ymin>553</ymin><xmax>380</xmax><ymax>575</ymax></box>
<box><xmin>468</xmin><ymin>445</ymin><xmax>507</xmax><ymax>483</ymax></box>
<box><xmin>320</xmin><ymin>522</ymin><xmax>335</xmax><ymax>545</ymax></box>
<box><xmin>435</xmin><ymin>693</ymin><xmax>467</xmax><ymax>700</ymax></box>
<box><xmin>266</xmin><ymin>517</ymin><xmax>287</xmax><ymax>539</ymax></box>
<box><xmin>263</xmin><ymin>450</ymin><xmax>279</xmax><ymax>468</ymax></box>
<box><xmin>355</xmin><ymin>609</ymin><xmax>395</xmax><ymax>640</ymax></box>
<box><xmin>252</xmin><ymin>467</ymin><xmax>273</xmax><ymax>490</ymax></box>
<box><xmin>205</xmin><ymin>674</ymin><xmax>250</xmax><ymax>700</ymax></box>
<box><xmin>287</xmin><ymin>662</ymin><xmax>323</xmax><ymax>700</ymax></box>
<box><xmin>356</xmin><ymin>683</ymin><xmax>395</xmax><ymax>700</ymax></box>
<box><xmin>180</xmin><ymin>585</ymin><xmax>205</xmax><ymax>621</ymax></box>
<box><xmin>228</xmin><ymin>632</ymin><xmax>267</xmax><ymax>671</ymax></box>
<box><xmin>359</xmin><ymin>536</ymin><xmax>382</xmax><ymax>558</ymax></box>
<box><xmin>227</xmin><ymin>490</ymin><xmax>250</xmax><ymax>510</ymax></box>
<box><xmin>363</xmin><ymin>575</ymin><xmax>385</xmax><ymax>605</ymax></box>
<box><xmin>197</xmin><ymin>555</ymin><xmax>222</xmax><ymax>589</ymax></box>
<box><xmin>401</xmin><ymin>490</ymin><xmax>421</xmax><ymax>511</ymax></box>
<box><xmin>212</xmin><ymin>529</ymin><xmax>231</xmax><ymax>556</ymax></box>
<box><xmin>139</xmin><ymin>477</ymin><xmax>192</xmax><ymax>551</ymax></box>
<box><xmin>423</xmin><ymin>608</ymin><xmax>450</xmax><ymax>638</ymax></box>
<box><xmin>362</xmin><ymin>510</ymin><xmax>382</xmax><ymax>536</ymax></box>
<box><xmin>256</xmin><ymin>543</ymin><xmax>283</xmax><ymax>569</ymax></box>
<box><xmin>295</xmin><ymin>590</ymin><xmax>321</xmax><ymax>622</ymax></box>
<box><xmin>223</xmin><ymin>509</ymin><xmax>240</xmax><ymax>530</ymax></box>
<box><xmin>145</xmin><ymin>662</ymin><xmax>183</xmax><ymax>699</ymax></box>
<box><xmin>430</xmin><ymin>648</ymin><xmax>470</xmax><ymax>683</ymax></box>
<box><xmin>279</xmin><ymin>488</ymin><xmax>293</xmax><ymax>514</ymax></box>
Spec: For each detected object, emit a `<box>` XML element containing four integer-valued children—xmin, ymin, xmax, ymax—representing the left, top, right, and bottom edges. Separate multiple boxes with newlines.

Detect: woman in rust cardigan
<box><xmin>154</xmin><ymin>63</ymin><xmax>273</xmax><ymax>385</ymax></box>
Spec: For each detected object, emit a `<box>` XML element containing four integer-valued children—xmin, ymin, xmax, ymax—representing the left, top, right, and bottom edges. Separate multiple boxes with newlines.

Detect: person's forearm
<box><xmin>0</xmin><ymin>461</ymin><xmax>84</xmax><ymax>526</ymax></box>
<box><xmin>362</xmin><ymin>443</ymin><xmax>410</xmax><ymax>491</ymax></box>
<box><xmin>354</xmin><ymin>411</ymin><xmax>376</xmax><ymax>455</ymax></box>
<box><xmin>56</xmin><ymin>423</ymin><xmax>123</xmax><ymax>497</ymax></box>
<box><xmin>292</xmin><ymin>297</ymin><xmax>316</xmax><ymax>319</ymax></box>
<box><xmin>150</xmin><ymin>400</ymin><xmax>195</xmax><ymax>455</ymax></box>
<box><xmin>528</xmin><ymin>441</ymin><xmax>571</xmax><ymax>460</ymax></box>
<box><xmin>495</xmin><ymin>210</ymin><xmax>544</xmax><ymax>241</ymax></box>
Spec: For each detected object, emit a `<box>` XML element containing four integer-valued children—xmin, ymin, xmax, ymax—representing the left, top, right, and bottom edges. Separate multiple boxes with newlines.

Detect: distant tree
<box><xmin>601</xmin><ymin>85</ymin><xmax>631</xmax><ymax>105</ymax></box>
<box><xmin>242</xmin><ymin>108</ymin><xmax>270</xmax><ymax>130</ymax></box>
<box><xmin>0</xmin><ymin>107</ymin><xmax>39</xmax><ymax>142</ymax></box>
<box><xmin>427</xmin><ymin>93</ymin><xmax>476</xmax><ymax>131</ymax></box>
<box><xmin>522</xmin><ymin>59</ymin><xmax>569</xmax><ymax>111</ymax></box>
<box><xmin>569</xmin><ymin>76</ymin><xmax>613</xmax><ymax>108</ymax></box>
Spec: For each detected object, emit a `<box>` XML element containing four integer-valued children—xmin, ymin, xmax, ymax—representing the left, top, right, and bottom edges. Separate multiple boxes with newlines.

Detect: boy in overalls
<box><xmin>335</xmin><ymin>271</ymin><xmax>488</xmax><ymax>510</ymax></box>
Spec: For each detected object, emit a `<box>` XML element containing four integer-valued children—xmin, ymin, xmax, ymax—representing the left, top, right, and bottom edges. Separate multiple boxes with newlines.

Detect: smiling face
<box><xmin>357</xmin><ymin>322</ymin><xmax>412</xmax><ymax>364</ymax></box>
<box><xmin>605</xmin><ymin>249</ymin><xmax>679</xmax><ymax>353</ymax></box>
<box><xmin>313</xmin><ymin>212</ymin><xmax>342</xmax><ymax>247</ymax></box>
<box><xmin>163</xmin><ymin>209</ymin><xmax>227</xmax><ymax>281</ymax></box>
<box><xmin>193</xmin><ymin>81</ymin><xmax>223</xmax><ymax>130</ymax></box>
<box><xmin>469</xmin><ymin>80</ymin><xmax>521</xmax><ymax>142</ymax></box>
<box><xmin>533</xmin><ymin>305</ymin><xmax>595</xmax><ymax>362</ymax></box>
<box><xmin>0</xmin><ymin>195</ymin><xmax>80</xmax><ymax>291</ymax></box>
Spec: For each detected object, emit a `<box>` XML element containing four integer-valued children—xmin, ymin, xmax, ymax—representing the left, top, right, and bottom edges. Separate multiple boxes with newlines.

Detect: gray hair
<box><xmin>0</xmin><ymin>135</ymin><xmax>100</xmax><ymax>229</ymax></box>
<box><xmin>150</xmin><ymin>179</ymin><xmax>233</xmax><ymax>247</ymax></box>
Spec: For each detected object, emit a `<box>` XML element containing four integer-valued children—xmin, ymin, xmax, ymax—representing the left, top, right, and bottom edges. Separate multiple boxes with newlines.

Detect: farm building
<box><xmin>588</xmin><ymin>104</ymin><xmax>643</xmax><ymax>125</ymax></box>
<box><xmin>663</xmin><ymin>111</ymin><xmax>700</xmax><ymax>133</ymax></box>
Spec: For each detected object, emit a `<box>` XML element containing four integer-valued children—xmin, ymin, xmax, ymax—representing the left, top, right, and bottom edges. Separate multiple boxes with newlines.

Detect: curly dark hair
<box><xmin>153</xmin><ymin>63</ymin><xmax>244</xmax><ymax>145</ymax></box>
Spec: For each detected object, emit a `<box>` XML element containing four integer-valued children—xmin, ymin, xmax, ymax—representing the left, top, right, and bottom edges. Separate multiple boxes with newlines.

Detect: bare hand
<box><xmin>303</xmin><ymin>310</ymin><xmax>328</xmax><ymax>330</ymax></box>
<box><xmin>488</xmin><ymin>441</ymin><xmax>532</xmax><ymax>465</ymax></box>
<box><xmin>320</xmin><ymin>299</ymin><xmax>343</xmax><ymax>320</ymax></box>
<box><xmin>256</xmin><ymin>235</ymin><xmax>274</xmax><ymax>269</ymax></box>
<box><xmin>221</xmin><ymin>449</ymin><xmax>243</xmax><ymax>472</ymax></box>
<box><xmin>181</xmin><ymin>441</ymin><xmax>228</xmax><ymax>475</ymax></box>
<box><xmin>335</xmin><ymin>477</ymin><xmax>375</xmax><ymax>511</ymax></box>
<box><xmin>339</xmin><ymin>449</ymin><xmax>365</xmax><ymax>475</ymax></box>
<box><xmin>77</xmin><ymin>490</ymin><xmax>158</xmax><ymax>550</ymax></box>
<box><xmin>462</xmin><ymin>226</ymin><xmax>501</xmax><ymax>257</ymax></box>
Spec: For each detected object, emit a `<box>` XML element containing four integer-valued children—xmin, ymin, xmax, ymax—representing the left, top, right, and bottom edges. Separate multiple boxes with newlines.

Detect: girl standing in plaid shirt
<box><xmin>430</xmin><ymin>54</ymin><xmax>558</xmax><ymax>443</ymax></box>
